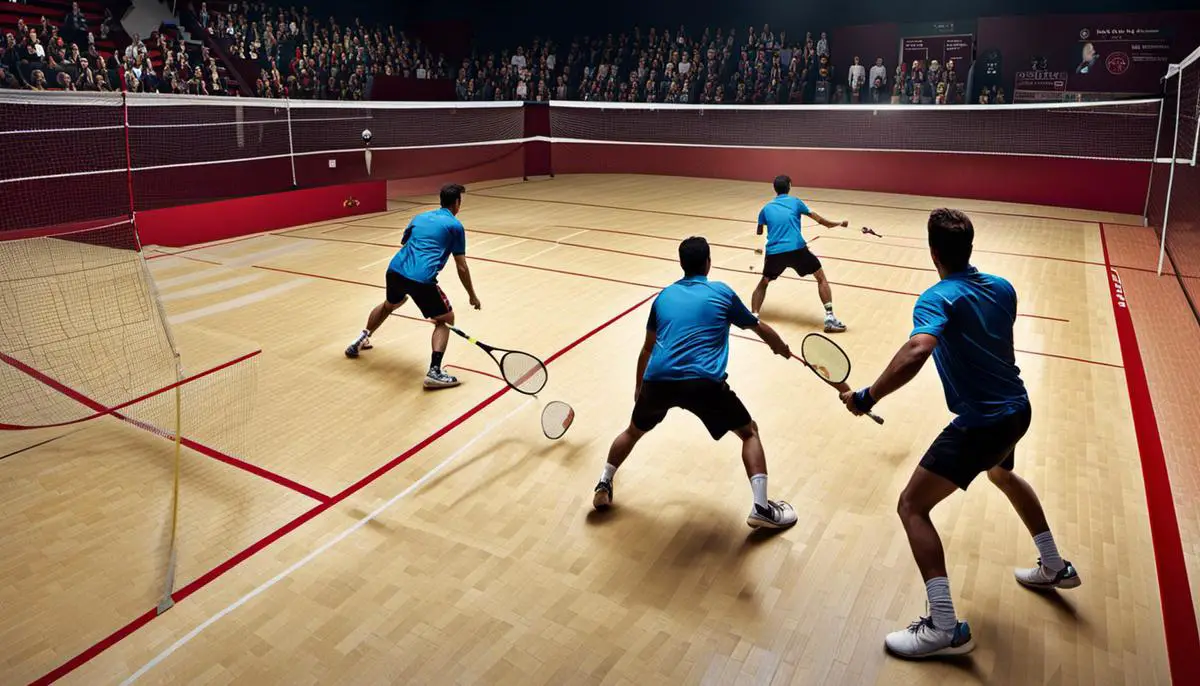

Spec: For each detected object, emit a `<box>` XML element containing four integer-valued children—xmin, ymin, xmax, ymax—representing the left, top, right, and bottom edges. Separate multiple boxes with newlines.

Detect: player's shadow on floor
<box><xmin>430</xmin><ymin>436</ymin><xmax>585</xmax><ymax>507</ymax></box>
<box><xmin>756</xmin><ymin>308</ymin><xmax>825</xmax><ymax>330</ymax></box>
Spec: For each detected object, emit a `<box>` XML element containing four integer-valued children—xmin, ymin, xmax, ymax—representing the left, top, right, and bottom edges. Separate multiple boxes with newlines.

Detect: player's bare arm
<box><xmin>634</xmin><ymin>328</ymin><xmax>655</xmax><ymax>400</ymax></box>
<box><xmin>840</xmin><ymin>333</ymin><xmax>936</xmax><ymax>414</ymax></box>
<box><xmin>453</xmin><ymin>254</ymin><xmax>482</xmax><ymax>310</ymax></box>
<box><xmin>752</xmin><ymin>320</ymin><xmax>791</xmax><ymax>358</ymax></box>
<box><xmin>807</xmin><ymin>211</ymin><xmax>849</xmax><ymax>229</ymax></box>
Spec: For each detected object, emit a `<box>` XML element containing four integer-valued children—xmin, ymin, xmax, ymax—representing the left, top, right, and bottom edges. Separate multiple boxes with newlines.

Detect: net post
<box><xmin>1158</xmin><ymin>74</ymin><xmax>1184</xmax><ymax>276</ymax></box>
<box><xmin>1145</xmin><ymin>97</ymin><xmax>1165</xmax><ymax>224</ymax></box>
<box><xmin>122</xmin><ymin>91</ymin><xmax>136</xmax><ymax>223</ymax></box>
<box><xmin>286</xmin><ymin>97</ymin><xmax>298</xmax><ymax>187</ymax></box>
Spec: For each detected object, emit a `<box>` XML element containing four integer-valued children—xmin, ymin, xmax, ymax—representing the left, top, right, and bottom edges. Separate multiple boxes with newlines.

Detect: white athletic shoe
<box><xmin>747</xmin><ymin>500</ymin><xmax>798</xmax><ymax>529</ymax></box>
<box><xmin>423</xmin><ymin>367</ymin><xmax>461</xmax><ymax>389</ymax></box>
<box><xmin>1015</xmin><ymin>559</ymin><xmax>1081</xmax><ymax>590</ymax></box>
<box><xmin>885</xmin><ymin>616</ymin><xmax>975</xmax><ymax>659</ymax></box>
<box><xmin>344</xmin><ymin>330</ymin><xmax>370</xmax><ymax>358</ymax></box>
<box><xmin>824</xmin><ymin>314</ymin><xmax>847</xmax><ymax>333</ymax></box>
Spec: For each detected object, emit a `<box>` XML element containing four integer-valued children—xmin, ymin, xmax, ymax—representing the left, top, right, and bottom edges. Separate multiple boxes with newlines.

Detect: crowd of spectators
<box><xmin>201</xmin><ymin>2</ymin><xmax>451</xmax><ymax>99</ymax></box>
<box><xmin>1</xmin><ymin>3</ymin><xmax>121</xmax><ymax>91</ymax></box>
<box><xmin>458</xmin><ymin>25</ymin><xmax>992</xmax><ymax>105</ymax></box>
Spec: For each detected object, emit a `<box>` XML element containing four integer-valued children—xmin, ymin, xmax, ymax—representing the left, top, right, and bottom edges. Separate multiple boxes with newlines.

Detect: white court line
<box><xmin>168</xmin><ymin>280</ymin><xmax>306</xmax><ymax>325</ymax></box>
<box><xmin>121</xmin><ymin>397</ymin><xmax>533</xmax><ymax>685</ymax></box>
<box><xmin>160</xmin><ymin>274</ymin><xmax>264</xmax><ymax>302</ymax></box>
<box><xmin>357</xmin><ymin>254</ymin><xmax>395</xmax><ymax>271</ymax></box>
<box><xmin>519</xmin><ymin>244</ymin><xmax>562</xmax><ymax>263</ymax></box>
<box><xmin>153</xmin><ymin>265</ymin><xmax>232</xmax><ymax>289</ymax></box>
<box><xmin>220</xmin><ymin>241</ymin><xmax>313</xmax><ymax>267</ymax></box>
<box><xmin>475</xmin><ymin>238</ymin><xmax>529</xmax><ymax>256</ymax></box>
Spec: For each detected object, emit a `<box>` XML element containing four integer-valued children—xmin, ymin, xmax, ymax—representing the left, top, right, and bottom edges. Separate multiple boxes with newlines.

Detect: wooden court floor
<box><xmin>2</xmin><ymin>174</ymin><xmax>1194</xmax><ymax>684</ymax></box>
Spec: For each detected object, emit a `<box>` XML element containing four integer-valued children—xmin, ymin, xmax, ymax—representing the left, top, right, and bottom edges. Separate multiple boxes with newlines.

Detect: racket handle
<box><xmin>866</xmin><ymin>411</ymin><xmax>884</xmax><ymax>425</ymax></box>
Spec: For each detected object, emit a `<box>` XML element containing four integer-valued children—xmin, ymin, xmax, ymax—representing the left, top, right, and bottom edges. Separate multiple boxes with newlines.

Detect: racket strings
<box><xmin>541</xmin><ymin>401</ymin><xmax>575</xmax><ymax>439</ymax></box>
<box><xmin>801</xmin><ymin>336</ymin><xmax>852</xmax><ymax>384</ymax></box>
<box><xmin>501</xmin><ymin>352</ymin><xmax>548</xmax><ymax>395</ymax></box>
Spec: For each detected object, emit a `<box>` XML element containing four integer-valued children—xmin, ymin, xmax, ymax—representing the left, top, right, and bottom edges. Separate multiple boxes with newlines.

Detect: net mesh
<box><xmin>0</xmin><ymin>92</ymin><xmax>130</xmax><ymax>234</ymax></box>
<box><xmin>549</xmin><ymin>100</ymin><xmax>1161</xmax><ymax>160</ymax></box>
<box><xmin>501</xmin><ymin>351</ymin><xmax>548</xmax><ymax>395</ymax></box>
<box><xmin>801</xmin><ymin>334</ymin><xmax>851</xmax><ymax>384</ymax></box>
<box><xmin>1151</xmin><ymin>48</ymin><xmax>1200</xmax><ymax>325</ymax></box>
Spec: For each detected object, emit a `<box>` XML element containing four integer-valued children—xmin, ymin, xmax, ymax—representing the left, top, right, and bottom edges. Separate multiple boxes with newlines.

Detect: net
<box><xmin>0</xmin><ymin>92</ymin><xmax>130</xmax><ymax>234</ymax></box>
<box><xmin>1149</xmin><ymin>44</ymin><xmax>1200</xmax><ymax>325</ymax></box>
<box><xmin>541</xmin><ymin>401</ymin><xmax>575</xmax><ymax>440</ymax></box>
<box><xmin>800</xmin><ymin>334</ymin><xmax>852</xmax><ymax>385</ymax></box>
<box><xmin>0</xmin><ymin>217</ymin><xmax>261</xmax><ymax>671</ymax></box>
<box><xmin>500</xmin><ymin>351</ymin><xmax>549</xmax><ymax>395</ymax></box>
<box><xmin>549</xmin><ymin>99</ymin><xmax>1162</xmax><ymax>160</ymax></box>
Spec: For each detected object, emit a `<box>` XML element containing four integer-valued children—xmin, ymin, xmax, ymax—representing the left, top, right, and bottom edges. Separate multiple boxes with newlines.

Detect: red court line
<box><xmin>0</xmin><ymin>351</ymin><xmax>262</xmax><ymax>431</ymax></box>
<box><xmin>446</xmin><ymin>364</ymin><xmax>504</xmax><ymax>382</ymax></box>
<box><xmin>31</xmin><ymin>291</ymin><xmax>657</xmax><ymax>685</ymax></box>
<box><xmin>1098</xmin><ymin>222</ymin><xmax>1200</xmax><ymax>685</ymax></box>
<box><xmin>145</xmin><ymin>233</ymin><xmax>264</xmax><ymax>260</ymax></box>
<box><xmin>178</xmin><ymin>435</ymin><xmax>331</xmax><ymax>504</ymax></box>
<box><xmin>473</xmin><ymin>189</ymin><xmax>1116</xmax><ymax>226</ymax></box>
<box><xmin>729</xmin><ymin>332</ymin><xmax>1119</xmax><ymax>369</ymax></box>
<box><xmin>275</xmin><ymin>230</ymin><xmax>1064</xmax><ymax>321</ymax></box>
<box><xmin>0</xmin><ymin>351</ymin><xmax>330</xmax><ymax>504</ymax></box>
<box><xmin>473</xmin><ymin>191</ymin><xmax>757</xmax><ymax>224</ymax></box>
<box><xmin>818</xmin><ymin>234</ymin><xmax>1108</xmax><ymax>268</ymax></box>
<box><xmin>542</xmin><ymin>224</ymin><xmax>935</xmax><ymax>273</ymax></box>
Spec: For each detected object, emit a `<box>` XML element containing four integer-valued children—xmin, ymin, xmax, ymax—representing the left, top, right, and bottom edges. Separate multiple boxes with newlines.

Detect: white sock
<box><xmin>925</xmin><ymin>577</ymin><xmax>957</xmax><ymax>631</ymax></box>
<box><xmin>1033</xmin><ymin>531</ymin><xmax>1064</xmax><ymax>571</ymax></box>
<box><xmin>750</xmin><ymin>473</ymin><xmax>768</xmax><ymax>509</ymax></box>
<box><xmin>600</xmin><ymin>463</ymin><xmax>617</xmax><ymax>484</ymax></box>
<box><xmin>823</xmin><ymin>303</ymin><xmax>834</xmax><ymax>316</ymax></box>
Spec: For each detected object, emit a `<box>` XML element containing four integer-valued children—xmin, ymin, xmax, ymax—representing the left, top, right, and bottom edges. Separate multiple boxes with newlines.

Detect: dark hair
<box><xmin>927</xmin><ymin>208</ymin><xmax>974</xmax><ymax>272</ymax></box>
<box><xmin>772</xmin><ymin>174</ymin><xmax>791</xmax><ymax>195</ymax></box>
<box><xmin>679</xmin><ymin>236</ymin><xmax>710</xmax><ymax>276</ymax></box>
<box><xmin>440</xmin><ymin>183</ymin><xmax>465</xmax><ymax>209</ymax></box>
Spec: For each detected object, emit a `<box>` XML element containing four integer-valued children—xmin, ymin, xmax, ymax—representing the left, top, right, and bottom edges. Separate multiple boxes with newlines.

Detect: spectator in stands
<box><xmin>869</xmin><ymin>57</ymin><xmax>887</xmax><ymax>93</ymax></box>
<box><xmin>0</xmin><ymin>66</ymin><xmax>18</xmax><ymax>90</ymax></box>
<box><xmin>2</xmin><ymin>33</ymin><xmax>18</xmax><ymax>73</ymax></box>
<box><xmin>57</xmin><ymin>71</ymin><xmax>75</xmax><ymax>90</ymax></box>
<box><xmin>26</xmin><ymin>28</ymin><xmax>45</xmax><ymax>61</ymax></box>
<box><xmin>199</xmin><ymin>2</ymin><xmax>210</xmax><ymax>30</ymax></box>
<box><xmin>817</xmin><ymin>32</ymin><xmax>828</xmax><ymax>57</ymax></box>
<box><xmin>99</xmin><ymin>9</ymin><xmax>114</xmax><ymax>40</ymax></box>
<box><xmin>28</xmin><ymin>68</ymin><xmax>46</xmax><ymax>90</ymax></box>
<box><xmin>870</xmin><ymin>75</ymin><xmax>887</xmax><ymax>104</ymax></box>
<box><xmin>848</xmin><ymin>55</ymin><xmax>865</xmax><ymax>100</ymax></box>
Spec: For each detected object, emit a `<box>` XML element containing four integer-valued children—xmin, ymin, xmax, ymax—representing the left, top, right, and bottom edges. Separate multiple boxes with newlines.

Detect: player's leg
<box><xmin>886</xmin><ymin>465</ymin><xmax>974</xmax><ymax>658</ymax></box>
<box><xmin>884</xmin><ymin>423</ymin><xmax>981</xmax><ymax>659</ymax></box>
<box><xmin>424</xmin><ymin>310</ymin><xmax>458</xmax><ymax>388</ymax></box>
<box><xmin>732</xmin><ymin>420</ymin><xmax>797</xmax><ymax>529</ymax></box>
<box><xmin>985</xmin><ymin>407</ymin><xmax>1080</xmax><ymax>589</ymax></box>
<box><xmin>345</xmin><ymin>270</ymin><xmax>408</xmax><ymax>357</ymax></box>
<box><xmin>751</xmin><ymin>276</ymin><xmax>772</xmax><ymax>315</ymax></box>
<box><xmin>410</xmin><ymin>282</ymin><xmax>458</xmax><ymax>388</ymax></box>
<box><xmin>811</xmin><ymin>268</ymin><xmax>845</xmax><ymax>333</ymax></box>
<box><xmin>594</xmin><ymin>423</ymin><xmax>646</xmax><ymax>509</ymax></box>
<box><xmin>685</xmin><ymin>380</ymin><xmax>796</xmax><ymax>529</ymax></box>
<box><xmin>594</xmin><ymin>383</ymin><xmax>666</xmax><ymax>510</ymax></box>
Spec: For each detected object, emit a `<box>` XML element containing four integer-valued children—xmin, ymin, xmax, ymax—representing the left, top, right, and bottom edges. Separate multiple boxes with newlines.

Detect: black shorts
<box><xmin>385</xmin><ymin>270</ymin><xmax>451</xmax><ymax>318</ymax></box>
<box><xmin>762</xmin><ymin>247</ymin><xmax>823</xmax><ymax>280</ymax></box>
<box><xmin>920</xmin><ymin>403</ymin><xmax>1033</xmax><ymax>490</ymax></box>
<box><xmin>632</xmin><ymin>379</ymin><xmax>753</xmax><ymax>440</ymax></box>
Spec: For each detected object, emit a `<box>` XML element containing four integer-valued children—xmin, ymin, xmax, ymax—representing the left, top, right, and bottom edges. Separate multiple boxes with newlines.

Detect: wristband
<box><xmin>851</xmin><ymin>387</ymin><xmax>877</xmax><ymax>413</ymax></box>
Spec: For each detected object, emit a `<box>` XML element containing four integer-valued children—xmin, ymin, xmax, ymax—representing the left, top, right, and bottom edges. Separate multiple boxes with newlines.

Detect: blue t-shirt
<box><xmin>644</xmin><ymin>276</ymin><xmax>760</xmax><ymax>382</ymax></box>
<box><xmin>911</xmin><ymin>267</ymin><xmax>1029</xmax><ymax>427</ymax></box>
<box><xmin>757</xmin><ymin>194</ymin><xmax>810</xmax><ymax>255</ymax></box>
<box><xmin>388</xmin><ymin>208</ymin><xmax>467</xmax><ymax>284</ymax></box>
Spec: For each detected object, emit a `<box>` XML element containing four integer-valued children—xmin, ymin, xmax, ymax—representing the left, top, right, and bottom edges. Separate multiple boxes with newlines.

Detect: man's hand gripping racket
<box><xmin>798</xmin><ymin>333</ymin><xmax>884</xmax><ymax>424</ymax></box>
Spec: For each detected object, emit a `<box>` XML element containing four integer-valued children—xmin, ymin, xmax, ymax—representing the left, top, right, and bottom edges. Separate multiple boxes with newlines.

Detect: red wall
<box><xmin>549</xmin><ymin>142</ymin><xmax>1151</xmax><ymax>215</ymax></box>
<box><xmin>136</xmin><ymin>180</ymin><xmax>386</xmax><ymax>247</ymax></box>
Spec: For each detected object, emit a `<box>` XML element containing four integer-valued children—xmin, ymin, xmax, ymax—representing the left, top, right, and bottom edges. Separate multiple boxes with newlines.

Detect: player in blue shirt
<box><xmin>841</xmin><ymin>209</ymin><xmax>1080</xmax><ymax>659</ymax></box>
<box><xmin>753</xmin><ymin>175</ymin><xmax>851</xmax><ymax>333</ymax></box>
<box><xmin>593</xmin><ymin>237</ymin><xmax>799</xmax><ymax>529</ymax></box>
<box><xmin>344</xmin><ymin>184</ymin><xmax>482</xmax><ymax>389</ymax></box>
